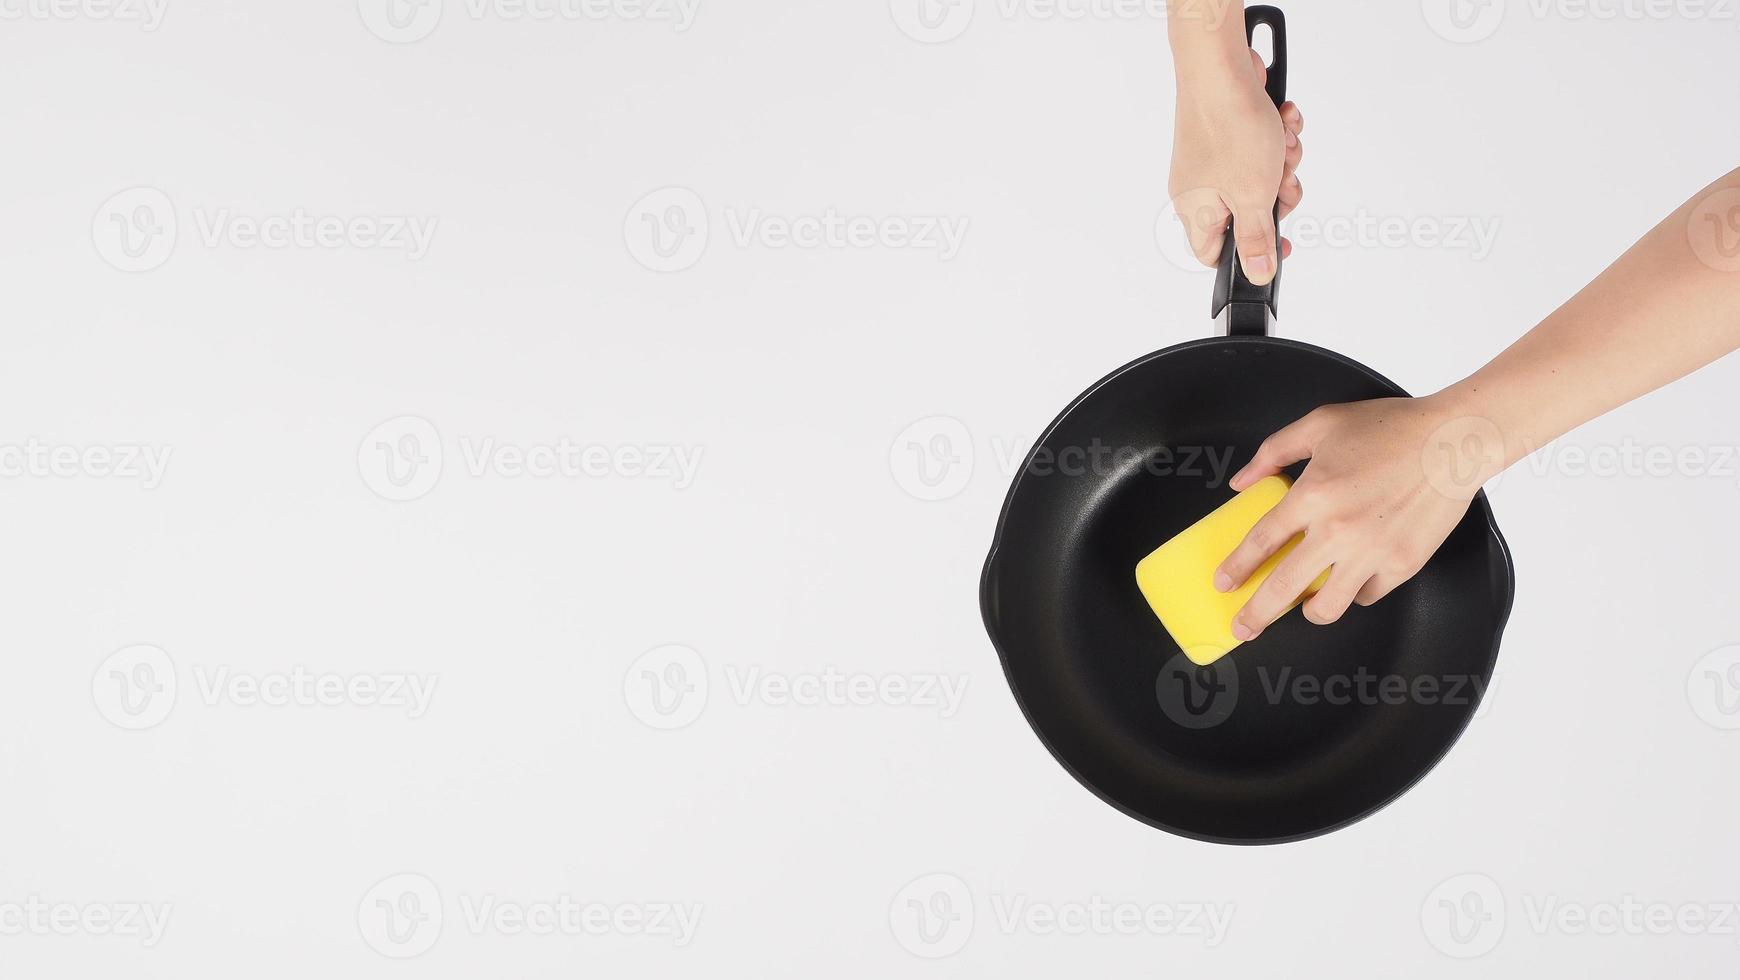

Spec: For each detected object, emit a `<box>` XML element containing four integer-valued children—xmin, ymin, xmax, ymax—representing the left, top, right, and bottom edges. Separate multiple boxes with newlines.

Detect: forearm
<box><xmin>1438</xmin><ymin>167</ymin><xmax>1740</xmax><ymax>468</ymax></box>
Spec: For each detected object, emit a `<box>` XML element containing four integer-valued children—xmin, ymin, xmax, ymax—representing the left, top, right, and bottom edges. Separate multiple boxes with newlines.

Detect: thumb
<box><xmin>1227</xmin><ymin>195</ymin><xmax>1279</xmax><ymax>287</ymax></box>
<box><xmin>1169</xmin><ymin>188</ymin><xmax>1231</xmax><ymax>268</ymax></box>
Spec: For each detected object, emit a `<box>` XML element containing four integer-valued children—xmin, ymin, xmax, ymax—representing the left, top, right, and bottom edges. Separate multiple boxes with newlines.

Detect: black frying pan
<box><xmin>979</xmin><ymin>6</ymin><xmax>1515</xmax><ymax>844</ymax></box>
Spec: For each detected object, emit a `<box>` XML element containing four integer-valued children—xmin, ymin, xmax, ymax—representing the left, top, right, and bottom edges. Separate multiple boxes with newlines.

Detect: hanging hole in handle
<box><xmin>1250</xmin><ymin>23</ymin><xmax>1274</xmax><ymax>69</ymax></box>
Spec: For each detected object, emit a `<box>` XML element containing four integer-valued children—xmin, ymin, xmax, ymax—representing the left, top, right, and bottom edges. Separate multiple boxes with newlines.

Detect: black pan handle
<box><xmin>1210</xmin><ymin>4</ymin><xmax>1287</xmax><ymax>337</ymax></box>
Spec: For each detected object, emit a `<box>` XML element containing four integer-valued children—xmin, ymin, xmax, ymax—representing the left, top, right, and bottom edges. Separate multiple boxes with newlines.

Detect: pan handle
<box><xmin>1210</xmin><ymin>4</ymin><xmax>1287</xmax><ymax>337</ymax></box>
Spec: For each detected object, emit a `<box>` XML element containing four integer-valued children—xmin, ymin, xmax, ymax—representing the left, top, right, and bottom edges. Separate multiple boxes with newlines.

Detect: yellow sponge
<box><xmin>1134</xmin><ymin>475</ymin><xmax>1329</xmax><ymax>666</ymax></box>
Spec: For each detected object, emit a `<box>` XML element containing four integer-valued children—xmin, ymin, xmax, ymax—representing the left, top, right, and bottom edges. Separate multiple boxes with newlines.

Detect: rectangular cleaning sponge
<box><xmin>1134</xmin><ymin>474</ymin><xmax>1327</xmax><ymax>667</ymax></box>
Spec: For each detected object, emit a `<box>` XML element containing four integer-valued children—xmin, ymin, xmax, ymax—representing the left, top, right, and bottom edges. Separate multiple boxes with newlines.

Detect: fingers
<box><xmin>1277</xmin><ymin>173</ymin><xmax>1303</xmax><ymax>221</ymax></box>
<box><xmin>1214</xmin><ymin>498</ymin><xmax>1304</xmax><ymax>593</ymax></box>
<box><xmin>1278</xmin><ymin>101</ymin><xmax>1305</xmax><ymax>227</ymax></box>
<box><xmin>1280</xmin><ymin>101</ymin><xmax>1304</xmax><ymax>137</ymax></box>
<box><xmin>1229</xmin><ymin>408</ymin><xmax>1328</xmax><ymax>491</ymax></box>
<box><xmin>1231</xmin><ymin>541</ymin><xmax>1329</xmax><ymax>642</ymax></box>
<box><xmin>1355</xmin><ymin>552</ymin><xmax>1430</xmax><ymax>607</ymax></box>
<box><xmin>1355</xmin><ymin>574</ymin><xmax>1399</xmax><ymax>607</ymax></box>
<box><xmin>1303</xmin><ymin>562</ymin><xmax>1372</xmax><ymax>626</ymax></box>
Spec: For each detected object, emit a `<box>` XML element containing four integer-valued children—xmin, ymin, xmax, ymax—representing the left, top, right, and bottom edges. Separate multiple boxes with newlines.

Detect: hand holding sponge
<box><xmin>1134</xmin><ymin>475</ymin><xmax>1329</xmax><ymax>666</ymax></box>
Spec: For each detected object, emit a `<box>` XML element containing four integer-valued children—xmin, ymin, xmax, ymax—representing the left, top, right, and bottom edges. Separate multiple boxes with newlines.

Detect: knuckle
<box><xmin>1315</xmin><ymin>516</ymin><xmax>1350</xmax><ymax>539</ymax></box>
<box><xmin>1234</xmin><ymin>222</ymin><xmax>1274</xmax><ymax>244</ymax></box>
<box><xmin>1387</xmin><ymin>542</ymin><xmax>1424</xmax><ymax>570</ymax></box>
<box><xmin>1266</xmin><ymin>568</ymin><xmax>1299</xmax><ymax>596</ymax></box>
<box><xmin>1245</xmin><ymin>523</ymin><xmax>1278</xmax><ymax>552</ymax></box>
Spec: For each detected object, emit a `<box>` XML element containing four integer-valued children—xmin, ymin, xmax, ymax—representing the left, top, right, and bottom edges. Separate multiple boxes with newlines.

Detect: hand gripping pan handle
<box><xmin>1210</xmin><ymin>4</ymin><xmax>1287</xmax><ymax>337</ymax></box>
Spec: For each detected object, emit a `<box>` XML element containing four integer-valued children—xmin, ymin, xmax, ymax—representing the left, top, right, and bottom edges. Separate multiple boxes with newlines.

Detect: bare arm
<box><xmin>1217</xmin><ymin>168</ymin><xmax>1740</xmax><ymax>641</ymax></box>
<box><xmin>1448</xmin><ymin>172</ymin><xmax>1740</xmax><ymax>472</ymax></box>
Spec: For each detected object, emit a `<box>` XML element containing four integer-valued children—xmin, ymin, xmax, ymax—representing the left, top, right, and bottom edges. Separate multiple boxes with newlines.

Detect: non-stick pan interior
<box><xmin>982</xmin><ymin>337</ymin><xmax>1513</xmax><ymax>843</ymax></box>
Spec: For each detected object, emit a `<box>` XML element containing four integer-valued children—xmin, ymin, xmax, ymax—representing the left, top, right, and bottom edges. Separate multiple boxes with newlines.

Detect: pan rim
<box><xmin>979</xmin><ymin>334</ymin><xmax>1517</xmax><ymax>845</ymax></box>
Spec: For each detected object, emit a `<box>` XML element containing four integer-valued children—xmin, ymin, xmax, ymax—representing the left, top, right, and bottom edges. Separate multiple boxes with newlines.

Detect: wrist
<box><xmin>1169</xmin><ymin>4</ymin><xmax>1249</xmax><ymax>84</ymax></box>
<box><xmin>1420</xmin><ymin>384</ymin><xmax>1516</xmax><ymax>496</ymax></box>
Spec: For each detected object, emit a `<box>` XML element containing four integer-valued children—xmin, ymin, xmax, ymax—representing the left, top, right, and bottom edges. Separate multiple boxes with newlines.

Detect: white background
<box><xmin>3</xmin><ymin>0</ymin><xmax>1740</xmax><ymax>975</ymax></box>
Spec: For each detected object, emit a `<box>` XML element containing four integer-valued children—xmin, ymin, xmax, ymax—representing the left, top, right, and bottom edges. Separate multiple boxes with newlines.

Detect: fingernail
<box><xmin>1232</xmin><ymin>621</ymin><xmax>1255</xmax><ymax>642</ymax></box>
<box><xmin>1214</xmin><ymin>571</ymin><xmax>1234</xmax><ymax>592</ymax></box>
<box><xmin>1245</xmin><ymin>254</ymin><xmax>1273</xmax><ymax>277</ymax></box>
